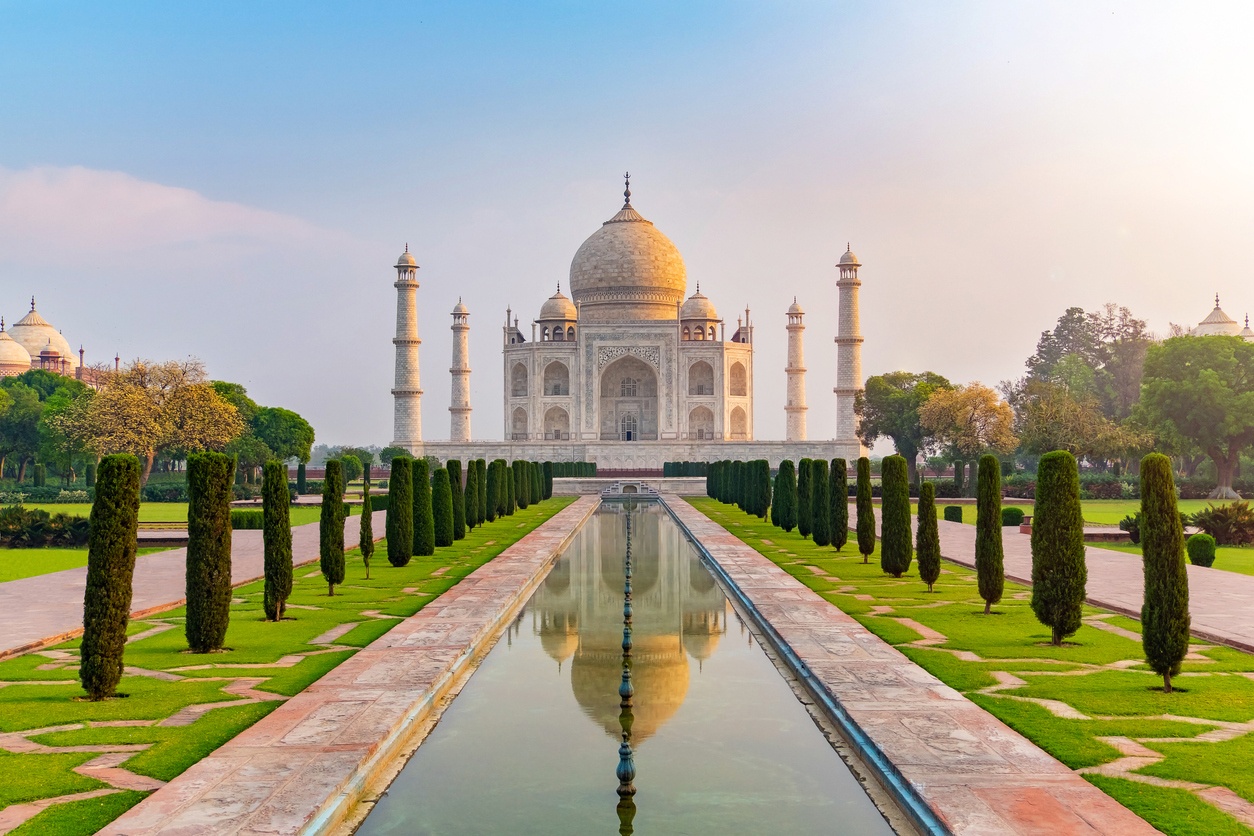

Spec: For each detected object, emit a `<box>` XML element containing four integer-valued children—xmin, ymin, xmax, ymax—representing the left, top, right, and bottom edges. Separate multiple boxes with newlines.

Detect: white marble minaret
<box><xmin>834</xmin><ymin>244</ymin><xmax>866</xmax><ymax>452</ymax></box>
<box><xmin>784</xmin><ymin>298</ymin><xmax>807</xmax><ymax>441</ymax></box>
<box><xmin>391</xmin><ymin>245</ymin><xmax>423</xmax><ymax>449</ymax></box>
<box><xmin>449</xmin><ymin>298</ymin><xmax>472</xmax><ymax>442</ymax></box>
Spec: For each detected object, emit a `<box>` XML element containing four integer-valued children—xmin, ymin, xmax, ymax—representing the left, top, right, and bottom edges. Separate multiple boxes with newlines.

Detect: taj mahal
<box><xmin>390</xmin><ymin>175</ymin><xmax>867</xmax><ymax>469</ymax></box>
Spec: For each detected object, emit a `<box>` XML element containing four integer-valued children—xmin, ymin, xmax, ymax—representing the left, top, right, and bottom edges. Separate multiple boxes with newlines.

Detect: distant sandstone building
<box><xmin>391</xmin><ymin>176</ymin><xmax>867</xmax><ymax>468</ymax></box>
<box><xmin>0</xmin><ymin>297</ymin><xmax>111</xmax><ymax>386</ymax></box>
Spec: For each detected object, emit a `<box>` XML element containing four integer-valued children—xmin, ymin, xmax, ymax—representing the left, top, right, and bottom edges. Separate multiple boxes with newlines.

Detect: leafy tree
<box><xmin>339</xmin><ymin>454</ymin><xmax>363</xmax><ymax>484</ymax></box>
<box><xmin>253</xmin><ymin>406</ymin><xmax>315</xmax><ymax>464</ymax></box>
<box><xmin>359</xmin><ymin>490</ymin><xmax>375</xmax><ymax>578</ymax></box>
<box><xmin>379</xmin><ymin>445</ymin><xmax>408</xmax><ymax>466</ymax></box>
<box><xmin>856</xmin><ymin>457</ymin><xmax>875</xmax><ymax>563</ymax></box>
<box><xmin>80</xmin><ymin>454</ymin><xmax>140</xmax><ymax>699</ymax></box>
<box><xmin>1030</xmin><ymin>451</ymin><xmax>1086</xmax><ymax>644</ymax></box>
<box><xmin>320</xmin><ymin>460</ymin><xmax>346</xmax><ymax>595</ymax></box>
<box><xmin>0</xmin><ymin>382</ymin><xmax>43</xmax><ymax>481</ymax></box>
<box><xmin>226</xmin><ymin>435</ymin><xmax>273</xmax><ymax>484</ymax></box>
<box><xmin>916</xmin><ymin>482</ymin><xmax>941</xmax><ymax>592</ymax></box>
<box><xmin>432</xmin><ymin>467</ymin><xmax>454</xmax><ymax>547</ymax></box>
<box><xmin>797</xmin><ymin>458</ymin><xmax>813</xmax><ymax>538</ymax></box>
<box><xmin>811</xmin><ymin>459</ymin><xmax>831</xmax><ymax>546</ymax></box>
<box><xmin>262</xmin><ymin>460</ymin><xmax>293</xmax><ymax>620</ymax></box>
<box><xmin>1140</xmin><ymin>336</ymin><xmax>1254</xmax><ymax>499</ymax></box>
<box><xmin>830</xmin><ymin>458</ymin><xmax>848</xmax><ymax>551</ymax></box>
<box><xmin>776</xmin><ymin>460</ymin><xmax>798</xmax><ymax>532</ymax></box>
<box><xmin>448</xmin><ymin>460</ymin><xmax>466</xmax><ymax>540</ymax></box>
<box><xmin>919</xmin><ymin>383</ymin><xmax>1017</xmax><ymax>458</ymax></box>
<box><xmin>854</xmin><ymin>371</ymin><xmax>952</xmax><ymax>485</ymax></box>
<box><xmin>1011</xmin><ymin>380</ymin><xmax>1151</xmax><ymax>467</ymax></box>
<box><xmin>386</xmin><ymin>457</ymin><xmax>413</xmax><ymax>566</ymax></box>
<box><xmin>464</xmin><ymin>460</ymin><xmax>479</xmax><ymax>531</ymax></box>
<box><xmin>412</xmin><ymin>458</ymin><xmax>435</xmax><ymax>555</ymax></box>
<box><xmin>1140</xmin><ymin>453</ymin><xmax>1190</xmax><ymax>692</ymax></box>
<box><xmin>210</xmin><ymin>381</ymin><xmax>259</xmax><ymax>424</ymax></box>
<box><xmin>879</xmin><ymin>455</ymin><xmax>912</xmax><ymax>577</ymax></box>
<box><xmin>186</xmin><ymin>451</ymin><xmax>235</xmax><ymax>652</ymax></box>
<box><xmin>975</xmin><ymin>454</ymin><xmax>1004</xmax><ymax>614</ymax></box>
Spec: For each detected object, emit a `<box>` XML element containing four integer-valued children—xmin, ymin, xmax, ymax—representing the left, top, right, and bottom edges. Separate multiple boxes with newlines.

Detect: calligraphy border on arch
<box><xmin>597</xmin><ymin>345</ymin><xmax>660</xmax><ymax>370</ymax></box>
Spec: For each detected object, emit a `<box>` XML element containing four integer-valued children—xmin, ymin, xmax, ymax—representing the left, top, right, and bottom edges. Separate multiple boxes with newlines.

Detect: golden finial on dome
<box><xmin>623</xmin><ymin>172</ymin><xmax>632</xmax><ymax>208</ymax></box>
<box><xmin>30</xmin><ymin>296</ymin><xmax>35</xmax><ymax>311</ymax></box>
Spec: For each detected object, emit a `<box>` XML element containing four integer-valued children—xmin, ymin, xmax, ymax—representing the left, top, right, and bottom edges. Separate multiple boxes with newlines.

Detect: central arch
<box><xmin>599</xmin><ymin>355</ymin><xmax>658</xmax><ymax>441</ymax></box>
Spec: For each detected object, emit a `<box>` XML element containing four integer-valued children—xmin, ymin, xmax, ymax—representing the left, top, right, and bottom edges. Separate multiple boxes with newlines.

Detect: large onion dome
<box><xmin>0</xmin><ymin>319</ymin><xmax>32</xmax><ymax>376</ymax></box>
<box><xmin>1192</xmin><ymin>295</ymin><xmax>1242</xmax><ymax>337</ymax></box>
<box><xmin>10</xmin><ymin>299</ymin><xmax>76</xmax><ymax>369</ymax></box>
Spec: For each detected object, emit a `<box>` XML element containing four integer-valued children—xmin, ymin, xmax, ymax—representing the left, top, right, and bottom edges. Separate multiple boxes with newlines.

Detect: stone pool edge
<box><xmin>97</xmin><ymin>495</ymin><xmax>599</xmax><ymax>836</ymax></box>
<box><xmin>663</xmin><ymin>494</ymin><xmax>1157</xmax><ymax>836</ymax></box>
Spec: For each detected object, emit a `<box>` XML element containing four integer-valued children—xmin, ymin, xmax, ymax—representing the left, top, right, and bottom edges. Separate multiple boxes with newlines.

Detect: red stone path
<box><xmin>96</xmin><ymin>496</ymin><xmax>599</xmax><ymax>836</ymax></box>
<box><xmin>669</xmin><ymin>495</ymin><xmax>1156</xmax><ymax>836</ymax></box>
<box><xmin>0</xmin><ymin>511</ymin><xmax>386</xmax><ymax>660</ymax></box>
<box><xmin>852</xmin><ymin>504</ymin><xmax>1254</xmax><ymax>653</ymax></box>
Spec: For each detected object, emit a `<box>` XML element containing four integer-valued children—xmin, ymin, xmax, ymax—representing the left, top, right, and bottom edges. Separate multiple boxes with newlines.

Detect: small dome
<box><xmin>539</xmin><ymin>286</ymin><xmax>577</xmax><ymax>321</ymax></box>
<box><xmin>452</xmin><ymin>298</ymin><xmax>469</xmax><ymax>315</ymax></box>
<box><xmin>1192</xmin><ymin>296</ymin><xmax>1241</xmax><ymax>337</ymax></box>
<box><xmin>10</xmin><ymin>300</ymin><xmax>76</xmax><ymax>369</ymax></box>
<box><xmin>838</xmin><ymin>243</ymin><xmax>860</xmax><ymax>266</ymax></box>
<box><xmin>1241</xmin><ymin>315</ymin><xmax>1254</xmax><ymax>342</ymax></box>
<box><xmin>396</xmin><ymin>245</ymin><xmax>417</xmax><ymax>268</ymax></box>
<box><xmin>680</xmin><ymin>287</ymin><xmax>718</xmax><ymax>321</ymax></box>
<box><xmin>787</xmin><ymin>297</ymin><xmax>804</xmax><ymax>315</ymax></box>
<box><xmin>0</xmin><ymin>323</ymin><xmax>32</xmax><ymax>372</ymax></box>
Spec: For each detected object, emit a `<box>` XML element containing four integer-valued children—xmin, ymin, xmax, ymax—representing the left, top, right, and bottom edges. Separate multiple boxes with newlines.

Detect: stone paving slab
<box><xmin>97</xmin><ymin>495</ymin><xmax>599</xmax><ymax>836</ymax></box>
<box><xmin>668</xmin><ymin>495</ymin><xmax>1155</xmax><ymax>836</ymax></box>
<box><xmin>854</xmin><ymin>503</ymin><xmax>1254</xmax><ymax>653</ymax></box>
<box><xmin>0</xmin><ymin>511</ymin><xmax>385</xmax><ymax>660</ymax></box>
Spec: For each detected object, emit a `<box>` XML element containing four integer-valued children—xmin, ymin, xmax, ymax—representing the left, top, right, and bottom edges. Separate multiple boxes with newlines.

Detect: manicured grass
<box><xmin>0</xmin><ymin>498</ymin><xmax>572</xmax><ymax>835</ymax></box>
<box><xmin>896</xmin><ymin>499</ymin><xmax>1220</xmax><ymax>527</ymax></box>
<box><xmin>688</xmin><ymin>496</ymin><xmax>1254</xmax><ymax>836</ymax></box>
<box><xmin>21</xmin><ymin>503</ymin><xmax>336</xmax><ymax>526</ymax></box>
<box><xmin>0</xmin><ymin>547</ymin><xmax>169</xmax><ymax>583</ymax></box>
<box><xmin>1096</xmin><ymin>542</ymin><xmax>1254</xmax><ymax>578</ymax></box>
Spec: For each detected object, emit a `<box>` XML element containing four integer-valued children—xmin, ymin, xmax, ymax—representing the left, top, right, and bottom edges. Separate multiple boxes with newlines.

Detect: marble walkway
<box><xmin>0</xmin><ymin>511</ymin><xmax>386</xmax><ymax>660</ymax></box>
<box><xmin>96</xmin><ymin>496</ymin><xmax>599</xmax><ymax>836</ymax></box>
<box><xmin>852</xmin><ymin>504</ymin><xmax>1254</xmax><ymax>653</ymax></box>
<box><xmin>669</xmin><ymin>495</ymin><xmax>1156</xmax><ymax>835</ymax></box>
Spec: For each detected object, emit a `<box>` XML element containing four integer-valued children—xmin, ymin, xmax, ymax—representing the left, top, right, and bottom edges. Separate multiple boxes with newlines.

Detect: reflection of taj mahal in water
<box><xmin>391</xmin><ymin>175</ymin><xmax>867</xmax><ymax>468</ymax></box>
<box><xmin>529</xmin><ymin>504</ymin><xmax>727</xmax><ymax>743</ymax></box>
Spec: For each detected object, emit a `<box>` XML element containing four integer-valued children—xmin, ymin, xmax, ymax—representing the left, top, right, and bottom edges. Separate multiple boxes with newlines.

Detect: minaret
<box><xmin>785</xmin><ymin>298</ymin><xmax>807</xmax><ymax>441</ymax></box>
<box><xmin>834</xmin><ymin>244</ymin><xmax>866</xmax><ymax>452</ymax></box>
<box><xmin>391</xmin><ymin>245</ymin><xmax>423</xmax><ymax>450</ymax></box>
<box><xmin>449</xmin><ymin>298</ymin><xmax>472</xmax><ymax>442</ymax></box>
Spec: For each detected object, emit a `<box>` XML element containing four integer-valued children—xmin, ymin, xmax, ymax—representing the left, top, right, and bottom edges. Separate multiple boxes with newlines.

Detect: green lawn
<box><xmin>897</xmin><ymin>498</ymin><xmax>1220</xmax><ymax>527</ymax></box>
<box><xmin>688</xmin><ymin>496</ymin><xmax>1254</xmax><ymax>836</ymax></box>
<box><xmin>1096</xmin><ymin>542</ymin><xmax>1254</xmax><ymax>578</ymax></box>
<box><xmin>0</xmin><ymin>547</ymin><xmax>170</xmax><ymax>583</ymax></box>
<box><xmin>23</xmin><ymin>503</ymin><xmax>339</xmax><ymax>526</ymax></box>
<box><xmin>0</xmin><ymin>497</ymin><xmax>573</xmax><ymax>835</ymax></box>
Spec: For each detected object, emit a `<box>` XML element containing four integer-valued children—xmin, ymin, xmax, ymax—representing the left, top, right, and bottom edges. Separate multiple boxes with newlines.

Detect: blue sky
<box><xmin>2</xmin><ymin>2</ymin><xmax>1252</xmax><ymax>445</ymax></box>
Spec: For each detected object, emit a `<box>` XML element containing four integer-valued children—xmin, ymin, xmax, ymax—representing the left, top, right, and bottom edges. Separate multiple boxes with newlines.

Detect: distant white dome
<box><xmin>838</xmin><ymin>243</ymin><xmax>860</xmax><ymax>267</ymax></box>
<box><xmin>10</xmin><ymin>300</ymin><xmax>76</xmax><ymax>369</ymax></box>
<box><xmin>1192</xmin><ymin>296</ymin><xmax>1241</xmax><ymax>337</ymax></box>
<box><xmin>396</xmin><ymin>245</ymin><xmax>417</xmax><ymax>268</ymax></box>
<box><xmin>680</xmin><ymin>288</ymin><xmax>718</xmax><ymax>321</ymax></box>
<box><xmin>539</xmin><ymin>287</ymin><xmax>577</xmax><ymax>321</ymax></box>
<box><xmin>787</xmin><ymin>297</ymin><xmax>804</xmax><ymax>315</ymax></box>
<box><xmin>0</xmin><ymin>322</ymin><xmax>31</xmax><ymax>375</ymax></box>
<box><xmin>452</xmin><ymin>298</ymin><xmax>469</xmax><ymax>315</ymax></box>
<box><xmin>1240</xmin><ymin>315</ymin><xmax>1254</xmax><ymax>342</ymax></box>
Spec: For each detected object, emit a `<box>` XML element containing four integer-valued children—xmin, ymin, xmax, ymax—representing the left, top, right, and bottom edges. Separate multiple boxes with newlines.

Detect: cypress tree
<box><xmin>34</xmin><ymin>463</ymin><xmax>45</xmax><ymax>487</ymax></box>
<box><xmin>262</xmin><ymin>460</ymin><xmax>292</xmax><ymax>620</ymax></box>
<box><xmin>1140</xmin><ymin>453</ymin><xmax>1190</xmax><ymax>693</ymax></box>
<box><xmin>975</xmin><ymin>454</ymin><xmax>1004</xmax><ymax>614</ymax></box>
<box><xmin>1030</xmin><ymin>450</ymin><xmax>1085</xmax><ymax>643</ymax></box>
<box><xmin>432</xmin><ymin>467</ymin><xmax>454</xmax><ymax>547</ymax></box>
<box><xmin>880</xmin><ymin>455</ymin><xmax>912</xmax><ymax>577</ymax></box>
<box><xmin>856</xmin><ymin>457</ymin><xmax>875</xmax><ymax>564</ymax></box>
<box><xmin>758</xmin><ymin>460</ymin><xmax>772</xmax><ymax>518</ymax></box>
<box><xmin>532</xmin><ymin>461</ymin><xmax>543</xmax><ymax>505</ymax></box>
<box><xmin>296</xmin><ymin>462</ymin><xmax>306</xmax><ymax>495</ymax></box>
<box><xmin>80</xmin><ymin>453</ymin><xmax>140</xmax><ymax>700</ymax></box>
<box><xmin>708</xmin><ymin>465</ymin><xmax>716</xmax><ymax>499</ymax></box>
<box><xmin>448</xmin><ymin>460</ymin><xmax>466</xmax><ymax>540</ymax></box>
<box><xmin>543</xmin><ymin>461</ymin><xmax>554</xmax><ymax>499</ymax></box>
<box><xmin>770</xmin><ymin>472</ymin><xmax>781</xmax><ymax>526</ymax></box>
<box><xmin>477</xmin><ymin>459</ymin><xmax>488</xmax><ymax>523</ymax></box>
<box><xmin>186</xmin><ymin>451</ymin><xmax>235</xmax><ymax>652</ymax></box>
<box><xmin>85</xmin><ymin>462</ymin><xmax>97</xmax><ymax>488</ymax></box>
<box><xmin>464</xmin><ymin>461</ymin><xmax>480</xmax><ymax>531</ymax></box>
<box><xmin>485</xmin><ymin>459</ymin><xmax>499</xmax><ymax>522</ymax></box>
<box><xmin>776</xmin><ymin>460</ymin><xmax>798</xmax><ymax>532</ymax></box>
<box><xmin>386</xmin><ymin>457</ymin><xmax>413</xmax><ymax>566</ymax></box>
<box><xmin>916</xmin><ymin>481</ymin><xmax>941</xmax><ymax>592</ymax></box>
<box><xmin>359</xmin><ymin>490</ymin><xmax>374</xmax><ymax>579</ymax></box>
<box><xmin>797</xmin><ymin>458</ymin><xmax>813</xmax><ymax>538</ymax></box>
<box><xmin>515</xmin><ymin>460</ymin><xmax>529</xmax><ymax>509</ymax></box>
<box><xmin>320</xmin><ymin>459</ymin><xmax>346</xmax><ymax>595</ymax></box>
<box><xmin>730</xmin><ymin>460</ymin><xmax>742</xmax><ymax>510</ymax></box>
<box><xmin>506</xmin><ymin>466</ymin><xmax>516</xmax><ymax>515</ymax></box>
<box><xmin>413</xmin><ymin>458</ymin><xmax>435</xmax><ymax>556</ymax></box>
<box><xmin>743</xmin><ymin>460</ymin><xmax>757</xmax><ymax>514</ymax></box>
<box><xmin>952</xmin><ymin>459</ymin><xmax>963</xmax><ymax>495</ymax></box>
<box><xmin>830</xmin><ymin>458</ymin><xmax>848</xmax><ymax>551</ymax></box>
<box><xmin>812</xmin><ymin>459</ymin><xmax>832</xmax><ymax>546</ymax></box>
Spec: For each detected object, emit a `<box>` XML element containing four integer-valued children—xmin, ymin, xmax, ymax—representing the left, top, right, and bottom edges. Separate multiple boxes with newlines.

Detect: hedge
<box><xmin>1001</xmin><ymin>507</ymin><xmax>1026</xmax><ymax>527</ymax></box>
<box><xmin>943</xmin><ymin>506</ymin><xmax>963</xmax><ymax>524</ymax></box>
<box><xmin>1186</xmin><ymin>532</ymin><xmax>1216</xmax><ymax>568</ymax></box>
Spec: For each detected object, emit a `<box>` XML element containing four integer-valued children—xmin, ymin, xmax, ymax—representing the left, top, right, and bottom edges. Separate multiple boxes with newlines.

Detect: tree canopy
<box><xmin>919</xmin><ymin>382</ymin><xmax>1017</xmax><ymax>458</ymax></box>
<box><xmin>854</xmin><ymin>371</ymin><xmax>951</xmax><ymax>483</ymax></box>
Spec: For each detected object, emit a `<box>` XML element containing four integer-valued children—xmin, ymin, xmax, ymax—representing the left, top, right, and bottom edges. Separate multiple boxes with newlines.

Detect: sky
<box><xmin>2</xmin><ymin>1</ymin><xmax>1253</xmax><ymax>447</ymax></box>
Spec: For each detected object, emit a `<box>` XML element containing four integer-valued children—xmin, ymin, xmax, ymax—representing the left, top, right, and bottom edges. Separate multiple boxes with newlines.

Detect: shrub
<box><xmin>830</xmin><ymin>459</ymin><xmax>848</xmax><ymax>551</ymax></box>
<box><xmin>464</xmin><ymin>461</ymin><xmax>480</xmax><ymax>531</ymax></box>
<box><xmin>1119</xmin><ymin>513</ymin><xmax>1141</xmax><ymax>545</ymax></box>
<box><xmin>432</xmin><ymin>467</ymin><xmax>454</xmax><ymax>547</ymax></box>
<box><xmin>1001</xmin><ymin>507</ymin><xmax>1025</xmax><ymax>527</ymax></box>
<box><xmin>143</xmin><ymin>483</ymin><xmax>189</xmax><ymax>503</ymax></box>
<box><xmin>1030</xmin><ymin>451</ymin><xmax>1085</xmax><ymax>645</ymax></box>
<box><xmin>856</xmin><ymin>457</ymin><xmax>875</xmax><ymax>563</ymax></box>
<box><xmin>262</xmin><ymin>460</ymin><xmax>292</xmax><ymax>620</ymax></box>
<box><xmin>1140</xmin><ymin>453</ymin><xmax>1190</xmax><ymax>693</ymax></box>
<box><xmin>943</xmin><ymin>506</ymin><xmax>963</xmax><ymax>524</ymax></box>
<box><xmin>975</xmin><ymin>455</ymin><xmax>1004</xmax><ymax>615</ymax></box>
<box><xmin>85</xmin><ymin>463</ymin><xmax>96</xmax><ymax>488</ymax></box>
<box><xmin>186</xmin><ymin>451</ymin><xmax>235</xmax><ymax>653</ymax></box>
<box><xmin>916</xmin><ymin>482</ymin><xmax>941</xmax><ymax>593</ymax></box>
<box><xmin>811</xmin><ymin>459</ymin><xmax>831</xmax><ymax>547</ymax></box>
<box><xmin>359</xmin><ymin>490</ymin><xmax>374</xmax><ymax>578</ymax></box>
<box><xmin>320</xmin><ymin>460</ymin><xmax>347</xmax><ymax>595</ymax></box>
<box><xmin>1190</xmin><ymin>501</ymin><xmax>1254</xmax><ymax>546</ymax></box>
<box><xmin>230</xmin><ymin>510</ymin><xmax>264</xmax><ymax>529</ymax></box>
<box><xmin>79</xmin><ymin>454</ymin><xmax>140</xmax><ymax>700</ymax></box>
<box><xmin>412</xmin><ymin>458</ymin><xmax>435</xmax><ymax>556</ymax></box>
<box><xmin>0</xmin><ymin>505</ymin><xmax>90</xmax><ymax>547</ymax></box>
<box><xmin>879</xmin><ymin>455</ymin><xmax>912</xmax><ymax>578</ymax></box>
<box><xmin>1186</xmin><ymin>532</ymin><xmax>1216</xmax><ymax>568</ymax></box>
<box><xmin>296</xmin><ymin>463</ymin><xmax>306</xmax><ymax>495</ymax></box>
<box><xmin>386</xmin><ymin>457</ymin><xmax>413</xmax><ymax>566</ymax></box>
<box><xmin>448</xmin><ymin>460</ymin><xmax>466</xmax><ymax>540</ymax></box>
<box><xmin>797</xmin><ymin>458</ymin><xmax>813</xmax><ymax>538</ymax></box>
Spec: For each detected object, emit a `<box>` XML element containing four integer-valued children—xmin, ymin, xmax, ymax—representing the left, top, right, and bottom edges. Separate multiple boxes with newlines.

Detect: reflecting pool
<box><xmin>358</xmin><ymin>503</ymin><xmax>894</xmax><ymax>835</ymax></box>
